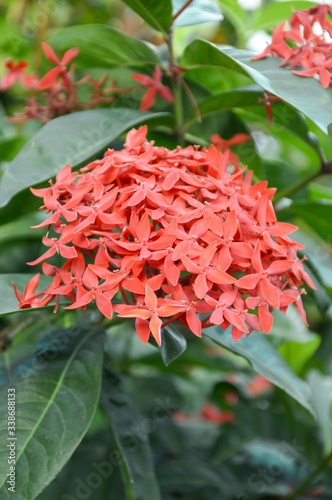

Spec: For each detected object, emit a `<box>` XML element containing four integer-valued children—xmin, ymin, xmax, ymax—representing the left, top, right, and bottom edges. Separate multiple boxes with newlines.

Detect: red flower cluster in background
<box><xmin>253</xmin><ymin>4</ymin><xmax>332</xmax><ymax>88</ymax></box>
<box><xmin>0</xmin><ymin>43</ymin><xmax>121</xmax><ymax>123</ymax></box>
<box><xmin>13</xmin><ymin>126</ymin><xmax>314</xmax><ymax>345</ymax></box>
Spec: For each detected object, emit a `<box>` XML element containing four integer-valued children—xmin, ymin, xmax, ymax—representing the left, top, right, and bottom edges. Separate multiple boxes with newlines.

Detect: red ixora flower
<box><xmin>0</xmin><ymin>59</ymin><xmax>37</xmax><ymax>90</ymax></box>
<box><xmin>38</xmin><ymin>42</ymin><xmax>79</xmax><ymax>90</ymax></box>
<box><xmin>253</xmin><ymin>5</ymin><xmax>332</xmax><ymax>88</ymax></box>
<box><xmin>131</xmin><ymin>66</ymin><xmax>174</xmax><ymax>110</ymax></box>
<box><xmin>13</xmin><ymin>126</ymin><xmax>314</xmax><ymax>345</ymax></box>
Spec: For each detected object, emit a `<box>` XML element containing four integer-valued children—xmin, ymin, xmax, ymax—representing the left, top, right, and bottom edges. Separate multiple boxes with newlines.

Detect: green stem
<box><xmin>166</xmin><ymin>29</ymin><xmax>185</xmax><ymax>146</ymax></box>
<box><xmin>274</xmin><ymin>171</ymin><xmax>320</xmax><ymax>203</ymax></box>
<box><xmin>284</xmin><ymin>451</ymin><xmax>332</xmax><ymax>500</ymax></box>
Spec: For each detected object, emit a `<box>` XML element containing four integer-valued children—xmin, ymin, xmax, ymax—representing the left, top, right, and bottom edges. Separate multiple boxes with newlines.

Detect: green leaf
<box><xmin>50</xmin><ymin>24</ymin><xmax>160</xmax><ymax>67</ymax></box>
<box><xmin>159</xmin><ymin>324</ymin><xmax>187</xmax><ymax>366</ymax></box>
<box><xmin>0</xmin><ymin>212</ymin><xmax>45</xmax><ymax>241</ymax></box>
<box><xmin>251</xmin><ymin>1</ymin><xmax>317</xmax><ymax>31</ymax></box>
<box><xmin>193</xmin><ymin>85</ymin><xmax>263</xmax><ymax>120</ymax></box>
<box><xmin>204</xmin><ymin>327</ymin><xmax>314</xmax><ymax>415</ymax></box>
<box><xmin>218</xmin><ymin>0</ymin><xmax>246</xmax><ymax>43</ymax></box>
<box><xmin>291</xmin><ymin>201</ymin><xmax>332</xmax><ymax>242</ymax></box>
<box><xmin>308</xmin><ymin>371</ymin><xmax>332</xmax><ymax>455</ymax></box>
<box><xmin>101</xmin><ymin>369</ymin><xmax>162</xmax><ymax>500</ymax></box>
<box><xmin>181</xmin><ymin>41</ymin><xmax>332</xmax><ymax>133</ymax></box>
<box><xmin>0</xmin><ymin>327</ymin><xmax>104</xmax><ymax>499</ymax></box>
<box><xmin>0</xmin><ymin>137</ymin><xmax>27</xmax><ymax>162</ymax></box>
<box><xmin>0</xmin><ymin>108</ymin><xmax>171</xmax><ymax>208</ymax></box>
<box><xmin>272</xmin><ymin>309</ymin><xmax>320</xmax><ymax>374</ymax></box>
<box><xmin>173</xmin><ymin>0</ymin><xmax>223</xmax><ymax>27</ymax></box>
<box><xmin>121</xmin><ymin>0</ymin><xmax>172</xmax><ymax>33</ymax></box>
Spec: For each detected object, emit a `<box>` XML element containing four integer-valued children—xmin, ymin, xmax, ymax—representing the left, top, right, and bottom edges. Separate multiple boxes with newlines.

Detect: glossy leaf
<box><xmin>50</xmin><ymin>24</ymin><xmax>160</xmax><ymax>67</ymax></box>
<box><xmin>272</xmin><ymin>309</ymin><xmax>320</xmax><ymax>374</ymax></box>
<box><xmin>181</xmin><ymin>41</ymin><xmax>332</xmax><ymax>133</ymax></box>
<box><xmin>204</xmin><ymin>326</ymin><xmax>314</xmax><ymax>415</ymax></box>
<box><xmin>0</xmin><ymin>327</ymin><xmax>104</xmax><ymax>499</ymax></box>
<box><xmin>101</xmin><ymin>369</ymin><xmax>162</xmax><ymax>500</ymax></box>
<box><xmin>308</xmin><ymin>371</ymin><xmax>332</xmax><ymax>455</ymax></box>
<box><xmin>159</xmin><ymin>324</ymin><xmax>187</xmax><ymax>366</ymax></box>
<box><xmin>173</xmin><ymin>0</ymin><xmax>223</xmax><ymax>27</ymax></box>
<box><xmin>121</xmin><ymin>0</ymin><xmax>172</xmax><ymax>33</ymax></box>
<box><xmin>291</xmin><ymin>201</ymin><xmax>332</xmax><ymax>242</ymax></box>
<box><xmin>0</xmin><ymin>109</ymin><xmax>171</xmax><ymax>208</ymax></box>
<box><xmin>192</xmin><ymin>85</ymin><xmax>263</xmax><ymax>121</ymax></box>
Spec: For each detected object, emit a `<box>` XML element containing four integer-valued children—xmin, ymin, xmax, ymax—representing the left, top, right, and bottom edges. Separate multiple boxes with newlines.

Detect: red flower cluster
<box><xmin>254</xmin><ymin>4</ymin><xmax>332</xmax><ymax>88</ymax></box>
<box><xmin>13</xmin><ymin>126</ymin><xmax>314</xmax><ymax>345</ymax></box>
<box><xmin>1</xmin><ymin>43</ymin><xmax>119</xmax><ymax>123</ymax></box>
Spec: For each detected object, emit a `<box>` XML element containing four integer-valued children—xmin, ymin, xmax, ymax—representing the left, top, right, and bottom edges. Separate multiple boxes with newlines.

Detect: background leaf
<box><xmin>159</xmin><ymin>324</ymin><xmax>187</xmax><ymax>366</ymax></box>
<box><xmin>308</xmin><ymin>371</ymin><xmax>332</xmax><ymax>456</ymax></box>
<box><xmin>173</xmin><ymin>0</ymin><xmax>223</xmax><ymax>27</ymax></box>
<box><xmin>101</xmin><ymin>369</ymin><xmax>162</xmax><ymax>500</ymax></box>
<box><xmin>50</xmin><ymin>24</ymin><xmax>160</xmax><ymax>67</ymax></box>
<box><xmin>204</xmin><ymin>326</ymin><xmax>314</xmax><ymax>415</ymax></box>
<box><xmin>0</xmin><ymin>327</ymin><xmax>104</xmax><ymax>499</ymax></box>
<box><xmin>121</xmin><ymin>0</ymin><xmax>172</xmax><ymax>33</ymax></box>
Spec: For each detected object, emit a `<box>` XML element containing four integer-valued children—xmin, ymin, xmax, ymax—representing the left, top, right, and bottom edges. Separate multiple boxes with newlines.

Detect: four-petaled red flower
<box><xmin>0</xmin><ymin>59</ymin><xmax>37</xmax><ymax>90</ymax></box>
<box><xmin>38</xmin><ymin>42</ymin><xmax>79</xmax><ymax>90</ymax></box>
<box><xmin>131</xmin><ymin>66</ymin><xmax>174</xmax><ymax>110</ymax></box>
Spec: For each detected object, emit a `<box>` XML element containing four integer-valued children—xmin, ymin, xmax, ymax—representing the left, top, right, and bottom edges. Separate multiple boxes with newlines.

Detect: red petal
<box><xmin>145</xmin><ymin>284</ymin><xmax>158</xmax><ymax>310</ymax></box>
<box><xmin>96</xmin><ymin>291</ymin><xmax>113</xmax><ymax>320</ymax></box>
<box><xmin>38</xmin><ymin>67</ymin><xmax>61</xmax><ymax>89</ymax></box>
<box><xmin>194</xmin><ymin>273</ymin><xmax>210</xmax><ymax>299</ymax></box>
<box><xmin>260</xmin><ymin>278</ymin><xmax>279</xmax><ymax>308</ymax></box>
<box><xmin>186</xmin><ymin>309</ymin><xmax>202</xmax><ymax>337</ymax></box>
<box><xmin>150</xmin><ymin>313</ymin><xmax>162</xmax><ymax>345</ymax></box>
<box><xmin>139</xmin><ymin>88</ymin><xmax>156</xmax><ymax>111</ymax></box>
<box><xmin>62</xmin><ymin>47</ymin><xmax>79</xmax><ymax>65</ymax></box>
<box><xmin>41</xmin><ymin>42</ymin><xmax>60</xmax><ymax>64</ymax></box>
<box><xmin>135</xmin><ymin>317</ymin><xmax>151</xmax><ymax>343</ymax></box>
<box><xmin>259</xmin><ymin>305</ymin><xmax>274</xmax><ymax>334</ymax></box>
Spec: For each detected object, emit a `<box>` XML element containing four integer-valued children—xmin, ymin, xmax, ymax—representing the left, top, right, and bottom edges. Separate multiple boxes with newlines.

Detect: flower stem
<box><xmin>284</xmin><ymin>451</ymin><xmax>332</xmax><ymax>500</ymax></box>
<box><xmin>172</xmin><ymin>0</ymin><xmax>195</xmax><ymax>23</ymax></box>
<box><xmin>273</xmin><ymin>171</ymin><xmax>320</xmax><ymax>202</ymax></box>
<box><xmin>166</xmin><ymin>28</ymin><xmax>185</xmax><ymax>146</ymax></box>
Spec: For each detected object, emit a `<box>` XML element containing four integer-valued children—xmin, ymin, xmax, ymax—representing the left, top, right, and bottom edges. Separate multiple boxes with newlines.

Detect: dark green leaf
<box><xmin>291</xmin><ymin>201</ymin><xmax>332</xmax><ymax>242</ymax></box>
<box><xmin>0</xmin><ymin>109</ymin><xmax>171</xmax><ymax>208</ymax></box>
<box><xmin>193</xmin><ymin>85</ymin><xmax>263</xmax><ymax>121</ymax></box>
<box><xmin>272</xmin><ymin>309</ymin><xmax>320</xmax><ymax>374</ymax></box>
<box><xmin>173</xmin><ymin>0</ymin><xmax>223</xmax><ymax>27</ymax></box>
<box><xmin>308</xmin><ymin>371</ymin><xmax>332</xmax><ymax>455</ymax></box>
<box><xmin>101</xmin><ymin>369</ymin><xmax>162</xmax><ymax>500</ymax></box>
<box><xmin>0</xmin><ymin>328</ymin><xmax>104</xmax><ymax>499</ymax></box>
<box><xmin>204</xmin><ymin>327</ymin><xmax>314</xmax><ymax>415</ymax></box>
<box><xmin>122</xmin><ymin>0</ymin><xmax>172</xmax><ymax>33</ymax></box>
<box><xmin>0</xmin><ymin>213</ymin><xmax>45</xmax><ymax>242</ymax></box>
<box><xmin>159</xmin><ymin>324</ymin><xmax>187</xmax><ymax>366</ymax></box>
<box><xmin>0</xmin><ymin>137</ymin><xmax>27</xmax><ymax>162</ymax></box>
<box><xmin>181</xmin><ymin>42</ymin><xmax>332</xmax><ymax>133</ymax></box>
<box><xmin>50</xmin><ymin>24</ymin><xmax>160</xmax><ymax>67</ymax></box>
